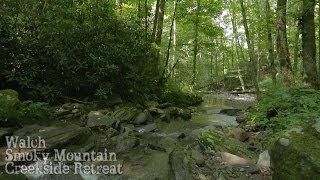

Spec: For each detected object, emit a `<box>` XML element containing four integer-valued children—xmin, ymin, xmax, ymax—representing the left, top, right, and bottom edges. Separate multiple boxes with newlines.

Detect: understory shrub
<box><xmin>0</xmin><ymin>0</ymin><xmax>159</xmax><ymax>103</ymax></box>
<box><xmin>0</xmin><ymin>89</ymin><xmax>52</xmax><ymax>125</ymax></box>
<box><xmin>160</xmin><ymin>81</ymin><xmax>203</xmax><ymax>107</ymax></box>
<box><xmin>247</xmin><ymin>83</ymin><xmax>320</xmax><ymax>144</ymax></box>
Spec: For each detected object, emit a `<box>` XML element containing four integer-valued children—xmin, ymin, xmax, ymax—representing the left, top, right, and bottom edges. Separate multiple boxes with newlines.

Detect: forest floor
<box><xmin>0</xmin><ymin>92</ymin><xmax>273</xmax><ymax>180</ymax></box>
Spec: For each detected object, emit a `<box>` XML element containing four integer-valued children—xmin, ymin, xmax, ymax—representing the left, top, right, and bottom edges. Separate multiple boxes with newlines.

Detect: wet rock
<box><xmin>116</xmin><ymin>137</ymin><xmax>138</xmax><ymax>153</ymax></box>
<box><xmin>55</xmin><ymin>103</ymin><xmax>81</xmax><ymax>119</ymax></box>
<box><xmin>61</xmin><ymin>103</ymin><xmax>80</xmax><ymax>110</ymax></box>
<box><xmin>112</xmin><ymin>106</ymin><xmax>139</xmax><ymax>123</ymax></box>
<box><xmin>135</xmin><ymin>123</ymin><xmax>157</xmax><ymax>134</ymax></box>
<box><xmin>121</xmin><ymin>122</ymin><xmax>135</xmax><ymax>132</ymax></box>
<box><xmin>116</xmin><ymin>132</ymin><xmax>139</xmax><ymax>153</ymax></box>
<box><xmin>257</xmin><ymin>150</ymin><xmax>270</xmax><ymax>168</ymax></box>
<box><xmin>120</xmin><ymin>124</ymin><xmax>135</xmax><ymax>134</ymax></box>
<box><xmin>71</xmin><ymin>109</ymin><xmax>79</xmax><ymax>114</ymax></box>
<box><xmin>204</xmin><ymin>113</ymin><xmax>239</xmax><ymax>127</ymax></box>
<box><xmin>133</xmin><ymin>112</ymin><xmax>151</xmax><ymax>125</ymax></box>
<box><xmin>148</xmin><ymin>107</ymin><xmax>165</xmax><ymax>116</ymax></box>
<box><xmin>157</xmin><ymin>103</ymin><xmax>172</xmax><ymax>109</ymax></box>
<box><xmin>159</xmin><ymin>137</ymin><xmax>177</xmax><ymax>153</ymax></box>
<box><xmin>105</xmin><ymin>127</ymin><xmax>118</xmax><ymax>138</ymax></box>
<box><xmin>191</xmin><ymin>150</ymin><xmax>205</xmax><ymax>165</ymax></box>
<box><xmin>230</xmin><ymin>128</ymin><xmax>249</xmax><ymax>142</ymax></box>
<box><xmin>236</xmin><ymin>113</ymin><xmax>247</xmax><ymax>123</ymax></box>
<box><xmin>14</xmin><ymin>124</ymin><xmax>94</xmax><ymax>151</ymax></box>
<box><xmin>219</xmin><ymin>108</ymin><xmax>242</xmax><ymax>116</ymax></box>
<box><xmin>55</xmin><ymin>107</ymin><xmax>71</xmax><ymax>116</ymax></box>
<box><xmin>169</xmin><ymin>148</ymin><xmax>193</xmax><ymax>180</ymax></box>
<box><xmin>87</xmin><ymin>107</ymin><xmax>139</xmax><ymax>128</ymax></box>
<box><xmin>218</xmin><ymin>152</ymin><xmax>252</xmax><ymax>166</ymax></box>
<box><xmin>86</xmin><ymin>111</ymin><xmax>116</xmax><ymax>128</ymax></box>
<box><xmin>270</xmin><ymin>119</ymin><xmax>320</xmax><ymax>179</ymax></box>
<box><xmin>247</xmin><ymin>165</ymin><xmax>261</xmax><ymax>174</ymax></box>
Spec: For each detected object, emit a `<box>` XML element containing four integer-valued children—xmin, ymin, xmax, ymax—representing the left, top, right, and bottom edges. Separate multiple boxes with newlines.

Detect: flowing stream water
<box><xmin>23</xmin><ymin>93</ymin><xmax>256</xmax><ymax>180</ymax></box>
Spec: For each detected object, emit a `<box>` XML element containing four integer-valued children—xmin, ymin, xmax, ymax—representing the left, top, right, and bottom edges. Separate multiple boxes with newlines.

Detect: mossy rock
<box><xmin>270</xmin><ymin>120</ymin><xmax>320</xmax><ymax>179</ymax></box>
<box><xmin>198</xmin><ymin>130</ymin><xmax>256</xmax><ymax>159</ymax></box>
<box><xmin>161</xmin><ymin>91</ymin><xmax>203</xmax><ymax>107</ymax></box>
<box><xmin>0</xmin><ymin>89</ymin><xmax>22</xmax><ymax>120</ymax></box>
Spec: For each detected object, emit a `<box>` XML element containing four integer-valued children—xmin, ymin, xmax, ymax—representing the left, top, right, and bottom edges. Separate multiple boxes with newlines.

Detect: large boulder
<box><xmin>218</xmin><ymin>152</ymin><xmax>252</xmax><ymax>166</ymax></box>
<box><xmin>55</xmin><ymin>103</ymin><xmax>82</xmax><ymax>119</ymax></box>
<box><xmin>198</xmin><ymin>129</ymin><xmax>256</xmax><ymax>159</ymax></box>
<box><xmin>169</xmin><ymin>147</ymin><xmax>193</xmax><ymax>180</ymax></box>
<box><xmin>13</xmin><ymin>124</ymin><xmax>95</xmax><ymax>151</ymax></box>
<box><xmin>86</xmin><ymin>111</ymin><xmax>116</xmax><ymax>128</ymax></box>
<box><xmin>133</xmin><ymin>112</ymin><xmax>152</xmax><ymax>125</ymax></box>
<box><xmin>86</xmin><ymin>106</ymin><xmax>139</xmax><ymax>128</ymax></box>
<box><xmin>135</xmin><ymin>123</ymin><xmax>157</xmax><ymax>134</ymax></box>
<box><xmin>229</xmin><ymin>128</ymin><xmax>249</xmax><ymax>142</ymax></box>
<box><xmin>270</xmin><ymin>118</ymin><xmax>320</xmax><ymax>179</ymax></box>
<box><xmin>115</xmin><ymin>131</ymin><xmax>139</xmax><ymax>153</ymax></box>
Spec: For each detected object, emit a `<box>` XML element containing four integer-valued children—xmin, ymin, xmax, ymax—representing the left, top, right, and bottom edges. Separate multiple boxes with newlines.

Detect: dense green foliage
<box><xmin>0</xmin><ymin>0</ymin><xmax>159</xmax><ymax>103</ymax></box>
<box><xmin>247</xmin><ymin>83</ymin><xmax>320</xmax><ymax>143</ymax></box>
<box><xmin>160</xmin><ymin>81</ymin><xmax>203</xmax><ymax>107</ymax></box>
<box><xmin>0</xmin><ymin>89</ymin><xmax>51</xmax><ymax>124</ymax></box>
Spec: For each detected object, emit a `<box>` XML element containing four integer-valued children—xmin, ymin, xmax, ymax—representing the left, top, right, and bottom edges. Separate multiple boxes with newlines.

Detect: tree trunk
<box><xmin>293</xmin><ymin>21</ymin><xmax>300</xmax><ymax>76</ymax></box>
<box><xmin>144</xmin><ymin>0</ymin><xmax>148</xmax><ymax>39</ymax></box>
<box><xmin>222</xmin><ymin>39</ymin><xmax>226</xmax><ymax>89</ymax></box>
<box><xmin>302</xmin><ymin>0</ymin><xmax>318</xmax><ymax>88</ymax></box>
<box><xmin>265</xmin><ymin>0</ymin><xmax>276</xmax><ymax>83</ymax></box>
<box><xmin>162</xmin><ymin>0</ymin><xmax>178</xmax><ymax>80</ymax></box>
<box><xmin>210</xmin><ymin>51</ymin><xmax>213</xmax><ymax>84</ymax></box>
<box><xmin>239</xmin><ymin>0</ymin><xmax>260</xmax><ymax>93</ymax></box>
<box><xmin>155</xmin><ymin>0</ymin><xmax>165</xmax><ymax>45</ymax></box>
<box><xmin>215</xmin><ymin>42</ymin><xmax>219</xmax><ymax>87</ymax></box>
<box><xmin>152</xmin><ymin>0</ymin><xmax>160</xmax><ymax>41</ymax></box>
<box><xmin>154</xmin><ymin>0</ymin><xmax>166</xmax><ymax>64</ymax></box>
<box><xmin>276</xmin><ymin>0</ymin><xmax>293</xmax><ymax>85</ymax></box>
<box><xmin>172</xmin><ymin>1</ymin><xmax>177</xmax><ymax>79</ymax></box>
<box><xmin>191</xmin><ymin>0</ymin><xmax>200</xmax><ymax>86</ymax></box>
<box><xmin>318</xmin><ymin>0</ymin><xmax>320</xmax><ymax>77</ymax></box>
<box><xmin>229</xmin><ymin>1</ymin><xmax>246</xmax><ymax>90</ymax></box>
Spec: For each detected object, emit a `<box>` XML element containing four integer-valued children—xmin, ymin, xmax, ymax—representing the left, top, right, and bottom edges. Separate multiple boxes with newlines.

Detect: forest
<box><xmin>0</xmin><ymin>0</ymin><xmax>320</xmax><ymax>179</ymax></box>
